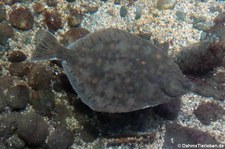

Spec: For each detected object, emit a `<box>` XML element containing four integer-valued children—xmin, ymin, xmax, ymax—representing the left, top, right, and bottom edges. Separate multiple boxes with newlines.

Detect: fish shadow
<box><xmin>67</xmin><ymin>93</ymin><xmax>166</xmax><ymax>141</ymax></box>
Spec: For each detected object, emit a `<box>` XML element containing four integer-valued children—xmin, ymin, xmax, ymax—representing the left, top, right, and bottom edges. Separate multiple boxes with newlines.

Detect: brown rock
<box><xmin>67</xmin><ymin>13</ymin><xmax>83</xmax><ymax>27</ymax></box>
<box><xmin>33</xmin><ymin>2</ymin><xmax>45</xmax><ymax>14</ymax></box>
<box><xmin>214</xmin><ymin>12</ymin><xmax>225</xmax><ymax>25</ymax></box>
<box><xmin>27</xmin><ymin>64</ymin><xmax>54</xmax><ymax>90</ymax></box>
<box><xmin>7</xmin><ymin>51</ymin><xmax>27</xmax><ymax>63</ymax></box>
<box><xmin>194</xmin><ymin>102</ymin><xmax>225</xmax><ymax>125</ymax></box>
<box><xmin>9</xmin><ymin>7</ymin><xmax>34</xmax><ymax>30</ymax></box>
<box><xmin>46</xmin><ymin>0</ymin><xmax>58</xmax><ymax>7</ymax></box>
<box><xmin>43</xmin><ymin>10</ymin><xmax>62</xmax><ymax>32</ymax></box>
<box><xmin>30</xmin><ymin>90</ymin><xmax>55</xmax><ymax>116</ymax></box>
<box><xmin>16</xmin><ymin>113</ymin><xmax>49</xmax><ymax>146</ymax></box>
<box><xmin>0</xmin><ymin>4</ymin><xmax>6</xmax><ymax>22</ymax></box>
<box><xmin>163</xmin><ymin>123</ymin><xmax>222</xmax><ymax>148</ymax></box>
<box><xmin>5</xmin><ymin>85</ymin><xmax>30</xmax><ymax>111</ymax></box>
<box><xmin>61</xmin><ymin>28</ymin><xmax>89</xmax><ymax>46</ymax></box>
<box><xmin>8</xmin><ymin>62</ymin><xmax>32</xmax><ymax>77</ymax></box>
<box><xmin>0</xmin><ymin>23</ymin><xmax>14</xmax><ymax>45</ymax></box>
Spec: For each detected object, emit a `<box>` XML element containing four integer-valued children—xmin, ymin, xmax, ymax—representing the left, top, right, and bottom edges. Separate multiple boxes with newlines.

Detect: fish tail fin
<box><xmin>31</xmin><ymin>30</ymin><xmax>65</xmax><ymax>61</ymax></box>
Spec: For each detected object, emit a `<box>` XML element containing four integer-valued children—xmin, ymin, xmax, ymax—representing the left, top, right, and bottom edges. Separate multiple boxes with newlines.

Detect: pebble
<box><xmin>46</xmin><ymin>0</ymin><xmax>58</xmax><ymax>7</ymax></box>
<box><xmin>85</xmin><ymin>6</ymin><xmax>99</xmax><ymax>14</ymax></box>
<box><xmin>157</xmin><ymin>0</ymin><xmax>177</xmax><ymax>10</ymax></box>
<box><xmin>120</xmin><ymin>6</ymin><xmax>128</xmax><ymax>17</ymax></box>
<box><xmin>176</xmin><ymin>10</ymin><xmax>186</xmax><ymax>21</ymax></box>
<box><xmin>44</xmin><ymin>10</ymin><xmax>62</xmax><ymax>31</ymax></box>
<box><xmin>214</xmin><ymin>11</ymin><xmax>225</xmax><ymax>25</ymax></box>
<box><xmin>67</xmin><ymin>13</ymin><xmax>83</xmax><ymax>27</ymax></box>
<box><xmin>0</xmin><ymin>75</ymin><xmax>15</xmax><ymax>91</ymax></box>
<box><xmin>193</xmin><ymin>22</ymin><xmax>214</xmax><ymax>31</ymax></box>
<box><xmin>27</xmin><ymin>64</ymin><xmax>54</xmax><ymax>90</ymax></box>
<box><xmin>135</xmin><ymin>6</ymin><xmax>142</xmax><ymax>20</ymax></box>
<box><xmin>163</xmin><ymin>123</ymin><xmax>221</xmax><ymax>148</ymax></box>
<box><xmin>33</xmin><ymin>2</ymin><xmax>45</xmax><ymax>14</ymax></box>
<box><xmin>0</xmin><ymin>23</ymin><xmax>14</xmax><ymax>45</ymax></box>
<box><xmin>114</xmin><ymin>0</ymin><xmax>121</xmax><ymax>5</ymax></box>
<box><xmin>30</xmin><ymin>90</ymin><xmax>55</xmax><ymax>116</ymax></box>
<box><xmin>8</xmin><ymin>62</ymin><xmax>32</xmax><ymax>77</ymax></box>
<box><xmin>5</xmin><ymin>85</ymin><xmax>30</xmax><ymax>111</ymax></box>
<box><xmin>0</xmin><ymin>4</ymin><xmax>6</xmax><ymax>22</ymax></box>
<box><xmin>0</xmin><ymin>112</ymin><xmax>20</xmax><ymax>142</ymax></box>
<box><xmin>61</xmin><ymin>28</ymin><xmax>89</xmax><ymax>46</ymax></box>
<box><xmin>66</xmin><ymin>0</ymin><xmax>75</xmax><ymax>2</ymax></box>
<box><xmin>7</xmin><ymin>51</ymin><xmax>27</xmax><ymax>63</ymax></box>
<box><xmin>52</xmin><ymin>102</ymin><xmax>73</xmax><ymax>124</ymax></box>
<box><xmin>47</xmin><ymin>126</ymin><xmax>75</xmax><ymax>149</ymax></box>
<box><xmin>16</xmin><ymin>113</ymin><xmax>49</xmax><ymax>146</ymax></box>
<box><xmin>194</xmin><ymin>102</ymin><xmax>225</xmax><ymax>125</ymax></box>
<box><xmin>9</xmin><ymin>7</ymin><xmax>34</xmax><ymax>30</ymax></box>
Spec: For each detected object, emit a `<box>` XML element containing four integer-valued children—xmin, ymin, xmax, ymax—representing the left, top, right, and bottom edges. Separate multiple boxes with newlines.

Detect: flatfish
<box><xmin>31</xmin><ymin>28</ymin><xmax>190</xmax><ymax>113</ymax></box>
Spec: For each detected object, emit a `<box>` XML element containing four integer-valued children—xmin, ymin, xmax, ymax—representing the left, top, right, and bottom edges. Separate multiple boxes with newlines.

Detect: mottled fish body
<box><xmin>32</xmin><ymin>28</ymin><xmax>190</xmax><ymax>113</ymax></box>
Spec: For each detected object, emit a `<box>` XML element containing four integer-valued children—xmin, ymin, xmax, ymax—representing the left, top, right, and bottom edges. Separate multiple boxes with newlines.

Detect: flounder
<box><xmin>31</xmin><ymin>28</ymin><xmax>190</xmax><ymax>113</ymax></box>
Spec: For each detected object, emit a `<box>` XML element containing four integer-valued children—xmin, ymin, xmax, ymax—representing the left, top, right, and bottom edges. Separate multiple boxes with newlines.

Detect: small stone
<box><xmin>6</xmin><ymin>134</ymin><xmax>25</xmax><ymax>149</ymax></box>
<box><xmin>149</xmin><ymin>7</ymin><xmax>159</xmax><ymax>16</ymax></box>
<box><xmin>0</xmin><ymin>75</ymin><xmax>15</xmax><ymax>91</ymax></box>
<box><xmin>0</xmin><ymin>5</ymin><xmax>6</xmax><ymax>22</ymax></box>
<box><xmin>120</xmin><ymin>6</ymin><xmax>128</xmax><ymax>17</ymax></box>
<box><xmin>5</xmin><ymin>85</ymin><xmax>30</xmax><ymax>111</ymax></box>
<box><xmin>163</xmin><ymin>123</ymin><xmax>221</xmax><ymax>148</ymax></box>
<box><xmin>61</xmin><ymin>28</ymin><xmax>89</xmax><ymax>46</ymax></box>
<box><xmin>47</xmin><ymin>126</ymin><xmax>74</xmax><ymax>149</ymax></box>
<box><xmin>157</xmin><ymin>0</ymin><xmax>177</xmax><ymax>10</ymax></box>
<box><xmin>135</xmin><ymin>6</ymin><xmax>142</xmax><ymax>20</ymax></box>
<box><xmin>67</xmin><ymin>13</ymin><xmax>83</xmax><ymax>27</ymax></box>
<box><xmin>0</xmin><ymin>23</ymin><xmax>14</xmax><ymax>45</ymax></box>
<box><xmin>33</xmin><ymin>2</ymin><xmax>45</xmax><ymax>14</ymax></box>
<box><xmin>194</xmin><ymin>102</ymin><xmax>225</xmax><ymax>125</ymax></box>
<box><xmin>66</xmin><ymin>0</ymin><xmax>75</xmax><ymax>2</ymax></box>
<box><xmin>8</xmin><ymin>62</ymin><xmax>32</xmax><ymax>77</ymax></box>
<box><xmin>7</xmin><ymin>51</ymin><xmax>27</xmax><ymax>63</ymax></box>
<box><xmin>44</xmin><ymin>10</ymin><xmax>62</xmax><ymax>32</ymax></box>
<box><xmin>191</xmin><ymin>68</ymin><xmax>225</xmax><ymax>101</ymax></box>
<box><xmin>16</xmin><ymin>113</ymin><xmax>49</xmax><ymax>146</ymax></box>
<box><xmin>193</xmin><ymin>22</ymin><xmax>213</xmax><ymax>31</ymax></box>
<box><xmin>52</xmin><ymin>103</ymin><xmax>73</xmax><ymax>123</ymax></box>
<box><xmin>46</xmin><ymin>0</ymin><xmax>58</xmax><ymax>7</ymax></box>
<box><xmin>176</xmin><ymin>10</ymin><xmax>186</xmax><ymax>21</ymax></box>
<box><xmin>9</xmin><ymin>7</ymin><xmax>34</xmax><ymax>30</ymax></box>
<box><xmin>214</xmin><ymin>11</ymin><xmax>225</xmax><ymax>25</ymax></box>
<box><xmin>85</xmin><ymin>6</ymin><xmax>98</xmax><ymax>14</ymax></box>
<box><xmin>128</xmin><ymin>0</ymin><xmax>136</xmax><ymax>6</ymax></box>
<box><xmin>0</xmin><ymin>112</ymin><xmax>20</xmax><ymax>142</ymax></box>
<box><xmin>30</xmin><ymin>90</ymin><xmax>55</xmax><ymax>116</ymax></box>
<box><xmin>27</xmin><ymin>64</ymin><xmax>54</xmax><ymax>90</ymax></box>
<box><xmin>114</xmin><ymin>0</ymin><xmax>121</xmax><ymax>5</ymax></box>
